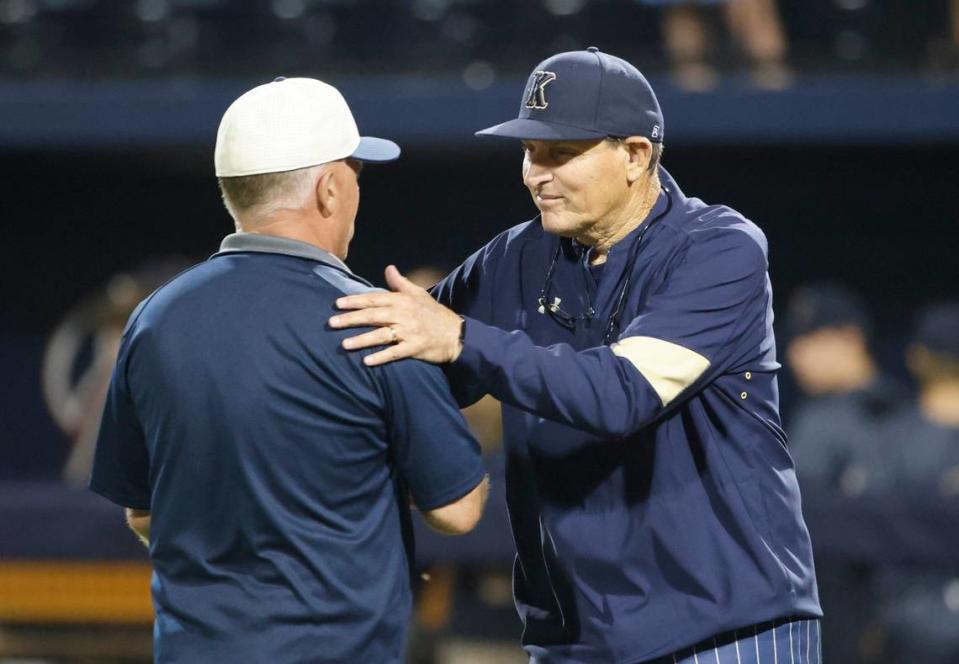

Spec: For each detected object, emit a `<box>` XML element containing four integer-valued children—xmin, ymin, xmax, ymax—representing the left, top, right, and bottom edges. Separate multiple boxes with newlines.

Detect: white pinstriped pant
<box><xmin>653</xmin><ymin>618</ymin><xmax>822</xmax><ymax>664</ymax></box>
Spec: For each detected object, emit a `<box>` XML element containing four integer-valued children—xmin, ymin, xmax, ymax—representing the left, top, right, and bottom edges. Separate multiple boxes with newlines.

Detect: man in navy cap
<box><xmin>89</xmin><ymin>78</ymin><xmax>488</xmax><ymax>663</ymax></box>
<box><xmin>330</xmin><ymin>50</ymin><xmax>821</xmax><ymax>663</ymax></box>
<box><xmin>784</xmin><ymin>282</ymin><xmax>903</xmax><ymax>493</ymax></box>
<box><xmin>782</xmin><ymin>283</ymin><xmax>902</xmax><ymax>664</ymax></box>
<box><xmin>873</xmin><ymin>302</ymin><xmax>959</xmax><ymax>664</ymax></box>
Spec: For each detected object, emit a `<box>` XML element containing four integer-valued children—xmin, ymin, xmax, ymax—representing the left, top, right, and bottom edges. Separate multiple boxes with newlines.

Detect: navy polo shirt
<box><xmin>90</xmin><ymin>233</ymin><xmax>485</xmax><ymax>664</ymax></box>
<box><xmin>434</xmin><ymin>168</ymin><xmax>821</xmax><ymax>663</ymax></box>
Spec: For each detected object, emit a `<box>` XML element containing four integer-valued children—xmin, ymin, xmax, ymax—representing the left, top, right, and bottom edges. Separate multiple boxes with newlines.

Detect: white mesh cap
<box><xmin>215</xmin><ymin>77</ymin><xmax>400</xmax><ymax>177</ymax></box>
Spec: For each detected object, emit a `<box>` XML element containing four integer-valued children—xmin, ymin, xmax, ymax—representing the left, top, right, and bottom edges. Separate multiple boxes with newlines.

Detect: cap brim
<box><xmin>351</xmin><ymin>136</ymin><xmax>401</xmax><ymax>163</ymax></box>
<box><xmin>475</xmin><ymin>118</ymin><xmax>607</xmax><ymax>141</ymax></box>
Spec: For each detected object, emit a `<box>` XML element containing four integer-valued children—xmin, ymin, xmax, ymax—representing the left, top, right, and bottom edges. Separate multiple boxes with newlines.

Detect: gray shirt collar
<box><xmin>217</xmin><ymin>233</ymin><xmax>351</xmax><ymax>273</ymax></box>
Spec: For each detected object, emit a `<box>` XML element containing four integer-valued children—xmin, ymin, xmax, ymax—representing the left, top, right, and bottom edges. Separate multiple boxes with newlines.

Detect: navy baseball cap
<box><xmin>784</xmin><ymin>282</ymin><xmax>873</xmax><ymax>342</ymax></box>
<box><xmin>913</xmin><ymin>302</ymin><xmax>959</xmax><ymax>358</ymax></box>
<box><xmin>476</xmin><ymin>47</ymin><xmax>664</xmax><ymax>142</ymax></box>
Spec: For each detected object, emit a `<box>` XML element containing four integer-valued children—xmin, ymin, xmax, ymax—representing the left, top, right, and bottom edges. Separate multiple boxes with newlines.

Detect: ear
<box><xmin>622</xmin><ymin>136</ymin><xmax>652</xmax><ymax>183</ymax></box>
<box><xmin>314</xmin><ymin>167</ymin><xmax>338</xmax><ymax>218</ymax></box>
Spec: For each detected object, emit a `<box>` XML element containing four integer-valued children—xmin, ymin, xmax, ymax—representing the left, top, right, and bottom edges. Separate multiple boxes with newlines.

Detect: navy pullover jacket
<box><xmin>433</xmin><ymin>168</ymin><xmax>820</xmax><ymax>663</ymax></box>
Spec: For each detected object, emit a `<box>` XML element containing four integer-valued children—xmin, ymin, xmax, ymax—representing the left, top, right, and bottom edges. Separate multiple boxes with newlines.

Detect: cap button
<box><xmin>273</xmin><ymin>76</ymin><xmax>287</xmax><ymax>82</ymax></box>
<box><xmin>586</xmin><ymin>46</ymin><xmax>599</xmax><ymax>53</ymax></box>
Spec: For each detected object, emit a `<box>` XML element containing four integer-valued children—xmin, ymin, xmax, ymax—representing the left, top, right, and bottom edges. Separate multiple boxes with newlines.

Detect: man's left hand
<box><xmin>329</xmin><ymin>265</ymin><xmax>463</xmax><ymax>367</ymax></box>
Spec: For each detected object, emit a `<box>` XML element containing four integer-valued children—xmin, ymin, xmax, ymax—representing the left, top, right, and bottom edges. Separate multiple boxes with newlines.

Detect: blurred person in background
<box><xmin>41</xmin><ymin>258</ymin><xmax>189</xmax><ymax>487</ymax></box>
<box><xmin>785</xmin><ymin>282</ymin><xmax>902</xmax><ymax>495</ymax></box>
<box><xmin>783</xmin><ymin>282</ymin><xmax>904</xmax><ymax>663</ymax></box>
<box><xmin>641</xmin><ymin>0</ymin><xmax>791</xmax><ymax>90</ymax></box>
<box><xmin>89</xmin><ymin>78</ymin><xmax>488</xmax><ymax>664</ymax></box>
<box><xmin>875</xmin><ymin>302</ymin><xmax>959</xmax><ymax>664</ymax></box>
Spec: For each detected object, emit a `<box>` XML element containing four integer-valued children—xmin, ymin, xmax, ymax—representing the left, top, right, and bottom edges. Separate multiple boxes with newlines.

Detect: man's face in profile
<box><xmin>520</xmin><ymin>138</ymin><xmax>631</xmax><ymax>240</ymax></box>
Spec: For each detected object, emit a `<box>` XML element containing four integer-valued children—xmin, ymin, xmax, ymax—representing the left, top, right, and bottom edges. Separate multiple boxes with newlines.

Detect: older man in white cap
<box><xmin>89</xmin><ymin>77</ymin><xmax>488</xmax><ymax>663</ymax></box>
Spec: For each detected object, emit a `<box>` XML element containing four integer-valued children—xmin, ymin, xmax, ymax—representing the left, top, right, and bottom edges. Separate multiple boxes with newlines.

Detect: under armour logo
<box><xmin>537</xmin><ymin>296</ymin><xmax>562</xmax><ymax>314</ymax></box>
<box><xmin>524</xmin><ymin>70</ymin><xmax>557</xmax><ymax>110</ymax></box>
<box><xmin>651</xmin><ymin>124</ymin><xmax>661</xmax><ymax>139</ymax></box>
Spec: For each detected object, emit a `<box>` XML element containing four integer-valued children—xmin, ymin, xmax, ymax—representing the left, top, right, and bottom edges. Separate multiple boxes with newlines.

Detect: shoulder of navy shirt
<box><xmin>89</xmin><ymin>232</ymin><xmax>485</xmax><ymax>664</ymax></box>
<box><xmin>432</xmin><ymin>167</ymin><xmax>821</xmax><ymax>663</ymax></box>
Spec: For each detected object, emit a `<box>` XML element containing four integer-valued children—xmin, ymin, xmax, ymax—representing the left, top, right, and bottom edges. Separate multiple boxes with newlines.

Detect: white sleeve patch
<box><xmin>611</xmin><ymin>336</ymin><xmax>711</xmax><ymax>407</ymax></box>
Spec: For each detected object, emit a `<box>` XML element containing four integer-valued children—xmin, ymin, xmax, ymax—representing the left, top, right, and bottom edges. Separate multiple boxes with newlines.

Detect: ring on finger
<box><xmin>388</xmin><ymin>326</ymin><xmax>398</xmax><ymax>344</ymax></box>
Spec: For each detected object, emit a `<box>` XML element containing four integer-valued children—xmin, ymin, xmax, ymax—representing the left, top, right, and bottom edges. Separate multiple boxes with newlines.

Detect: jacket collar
<box><xmin>215</xmin><ymin>233</ymin><xmax>351</xmax><ymax>273</ymax></box>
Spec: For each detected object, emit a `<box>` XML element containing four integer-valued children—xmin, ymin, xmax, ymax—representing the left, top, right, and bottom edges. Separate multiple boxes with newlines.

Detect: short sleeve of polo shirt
<box><xmin>89</xmin><ymin>337</ymin><xmax>151</xmax><ymax>510</ymax></box>
<box><xmin>378</xmin><ymin>359</ymin><xmax>486</xmax><ymax>511</ymax></box>
<box><xmin>612</xmin><ymin>226</ymin><xmax>768</xmax><ymax>407</ymax></box>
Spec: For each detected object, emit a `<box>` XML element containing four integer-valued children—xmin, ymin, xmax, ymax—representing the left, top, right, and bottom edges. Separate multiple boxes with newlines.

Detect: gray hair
<box><xmin>217</xmin><ymin>163</ymin><xmax>327</xmax><ymax>224</ymax></box>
